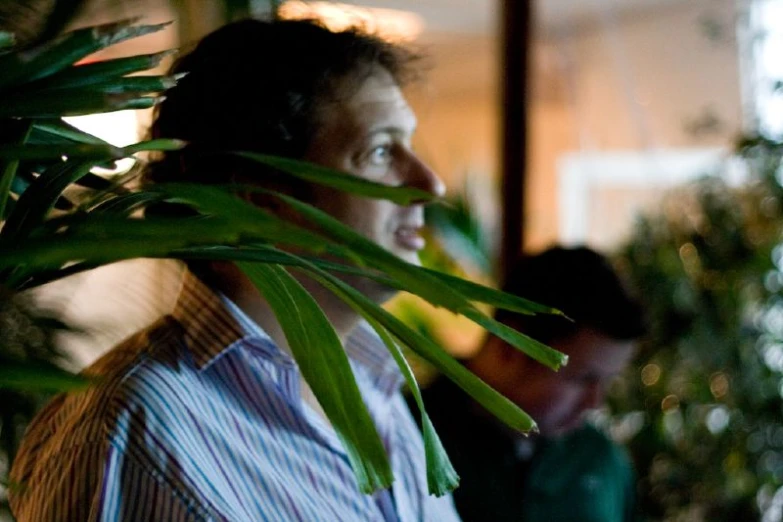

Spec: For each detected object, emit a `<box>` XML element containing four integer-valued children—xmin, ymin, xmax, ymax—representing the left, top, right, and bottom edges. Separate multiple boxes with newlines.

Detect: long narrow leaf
<box><xmin>31</xmin><ymin>50</ymin><xmax>177</xmax><ymax>90</ymax></box>
<box><xmin>207</xmin><ymin>245</ymin><xmax>532</xmax><ymax>487</ymax></box>
<box><xmin>175</xmin><ymin>244</ymin><xmax>562</xmax><ymax>319</ymax></box>
<box><xmin>0</xmin><ymin>122</ymin><xmax>32</xmax><ymax>224</ymax></box>
<box><xmin>362</xmin><ymin>316</ymin><xmax>460</xmax><ymax>497</ymax></box>
<box><xmin>0</xmin><ymin>362</ymin><xmax>90</xmax><ymax>391</ymax></box>
<box><xmin>124</xmin><ymin>139</ymin><xmax>186</xmax><ymax>154</ymax></box>
<box><xmin>18</xmin><ymin>242</ymin><xmax>292</xmax><ymax>291</ymax></box>
<box><xmin>0</xmin><ymin>144</ymin><xmax>123</xmax><ymax>161</ymax></box>
<box><xmin>0</xmin><ymin>91</ymin><xmax>161</xmax><ymax>118</ymax></box>
<box><xmin>0</xmin><ymin>159</ymin><xmax>20</xmax><ymax>224</ymax></box>
<box><xmin>32</xmin><ymin>119</ymin><xmax>109</xmax><ymax>146</ymax></box>
<box><xmin>2</xmin><ymin>161</ymin><xmax>97</xmax><ymax>240</ymax></box>
<box><xmin>265</xmin><ymin>249</ymin><xmax>538</xmax><ymax>437</ymax></box>
<box><xmin>462</xmin><ymin>309</ymin><xmax>568</xmax><ymax>371</ymax></box>
<box><xmin>419</xmin><ymin>267</ymin><xmax>564</xmax><ymax>317</ymax></box>
<box><xmin>74</xmin><ymin>75</ymin><xmax>179</xmax><ymax>94</ymax></box>
<box><xmin>16</xmin><ymin>260</ymin><xmax>98</xmax><ymax>290</ymax></box>
<box><xmin>0</xmin><ymin>218</ymin><xmax>244</xmax><ymax>288</ymax></box>
<box><xmin>0</xmin><ymin>212</ymin><xmax>337</xmax><ymax>286</ymax></box>
<box><xmin>89</xmin><ymin>192</ymin><xmax>165</xmax><ymax>215</ymax></box>
<box><xmin>237</xmin><ymin>262</ymin><xmax>393</xmax><ymax>493</ymax></box>
<box><xmin>1</xmin><ymin>140</ymin><xmax>182</xmax><ymax>239</ymax></box>
<box><xmin>151</xmin><ymin>184</ymin><xmax>350</xmax><ymax>259</ymax></box>
<box><xmin>275</xmin><ymin>251</ymin><xmax>459</xmax><ymax>495</ymax></box>
<box><xmin>0</xmin><ymin>20</ymin><xmax>171</xmax><ymax>90</ymax></box>
<box><xmin>238</xmin><ymin>152</ymin><xmax>434</xmax><ymax>205</ymax></box>
<box><xmin>266</xmin><ymin>191</ymin><xmax>569</xmax><ymax>370</ymax></box>
<box><xmin>308</xmin><ymin>271</ymin><xmax>539</xmax><ymax>433</ymax></box>
<box><xmin>0</xmin><ymin>32</ymin><xmax>15</xmax><ymax>50</ymax></box>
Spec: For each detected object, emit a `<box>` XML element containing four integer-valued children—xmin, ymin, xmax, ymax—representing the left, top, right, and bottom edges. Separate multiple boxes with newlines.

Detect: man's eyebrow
<box><xmin>367</xmin><ymin>123</ymin><xmax>417</xmax><ymax>137</ymax></box>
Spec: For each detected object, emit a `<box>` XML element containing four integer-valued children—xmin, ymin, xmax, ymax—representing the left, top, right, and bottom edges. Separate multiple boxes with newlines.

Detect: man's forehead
<box><xmin>321</xmin><ymin>75</ymin><xmax>417</xmax><ymax>134</ymax></box>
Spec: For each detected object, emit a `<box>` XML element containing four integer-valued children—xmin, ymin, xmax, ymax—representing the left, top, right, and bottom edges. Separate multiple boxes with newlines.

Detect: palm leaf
<box><xmin>0</xmin><ymin>362</ymin><xmax>90</xmax><ymax>392</ymax></box>
<box><xmin>175</xmin><ymin>245</ymin><xmax>562</xmax><ymax>317</ymax></box>
<box><xmin>262</xmin><ymin>190</ymin><xmax>569</xmax><ymax>370</ymax></box>
<box><xmin>31</xmin><ymin>119</ymin><xmax>109</xmax><ymax>146</ymax></box>
<box><xmin>0</xmin><ymin>91</ymin><xmax>161</xmax><ymax>118</ymax></box>
<box><xmin>2</xmin><ymin>160</ymin><xmax>99</xmax><ymax>239</ymax></box>
<box><xmin>278</xmin><ymin>252</ymin><xmax>461</xmax><ymax>495</ymax></box>
<box><xmin>237</xmin><ymin>262</ymin><xmax>393</xmax><ymax>493</ymax></box>
<box><xmin>0</xmin><ymin>32</ymin><xmax>15</xmax><ymax>50</ymax></box>
<box><xmin>288</xmin><ymin>256</ymin><xmax>538</xmax><ymax>433</ymax></box>
<box><xmin>29</xmin><ymin>50</ymin><xmax>177</xmax><ymax>90</ymax></box>
<box><xmin>1</xmin><ymin>139</ymin><xmax>184</xmax><ymax>239</ymax></box>
<box><xmin>0</xmin><ymin>19</ymin><xmax>171</xmax><ymax>90</ymax></box>
<box><xmin>0</xmin><ymin>144</ymin><xmax>123</xmax><ymax>161</ymax></box>
<box><xmin>236</xmin><ymin>152</ymin><xmax>434</xmax><ymax>205</ymax></box>
<box><xmin>0</xmin><ymin>121</ymin><xmax>32</xmax><ymax>223</ymax></box>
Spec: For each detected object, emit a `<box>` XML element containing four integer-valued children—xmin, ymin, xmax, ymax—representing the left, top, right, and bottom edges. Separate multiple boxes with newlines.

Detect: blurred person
<box><xmin>9</xmin><ymin>18</ymin><xmax>461</xmax><ymax>522</ymax></box>
<box><xmin>417</xmin><ymin>246</ymin><xmax>646</xmax><ymax>522</ymax></box>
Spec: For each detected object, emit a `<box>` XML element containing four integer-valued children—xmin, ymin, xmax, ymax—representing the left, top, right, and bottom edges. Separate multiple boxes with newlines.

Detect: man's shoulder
<box><xmin>15</xmin><ymin>316</ymin><xmax>197</xmax><ymax>463</ymax></box>
<box><xmin>87</xmin><ymin>314</ymin><xmax>188</xmax><ymax>378</ymax></box>
<box><xmin>568</xmin><ymin>424</ymin><xmax>629</xmax><ymax>461</ymax></box>
<box><xmin>543</xmin><ymin>424</ymin><xmax>634</xmax><ymax>481</ymax></box>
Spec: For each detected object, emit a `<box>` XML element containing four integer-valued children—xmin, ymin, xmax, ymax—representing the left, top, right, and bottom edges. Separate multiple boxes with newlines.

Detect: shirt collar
<box><xmin>172</xmin><ymin>269</ymin><xmax>404</xmax><ymax>393</ymax></box>
<box><xmin>172</xmin><ymin>270</ymin><xmax>265</xmax><ymax>370</ymax></box>
<box><xmin>346</xmin><ymin>321</ymin><xmax>405</xmax><ymax>396</ymax></box>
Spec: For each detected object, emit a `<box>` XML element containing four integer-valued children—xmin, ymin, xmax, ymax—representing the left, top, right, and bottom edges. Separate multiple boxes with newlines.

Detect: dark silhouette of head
<box><xmin>497</xmin><ymin>246</ymin><xmax>646</xmax><ymax>344</ymax></box>
<box><xmin>472</xmin><ymin>246</ymin><xmax>646</xmax><ymax>436</ymax></box>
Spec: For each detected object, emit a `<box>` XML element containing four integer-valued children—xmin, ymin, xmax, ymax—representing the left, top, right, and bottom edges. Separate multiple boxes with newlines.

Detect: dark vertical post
<box><xmin>500</xmin><ymin>0</ymin><xmax>532</xmax><ymax>280</ymax></box>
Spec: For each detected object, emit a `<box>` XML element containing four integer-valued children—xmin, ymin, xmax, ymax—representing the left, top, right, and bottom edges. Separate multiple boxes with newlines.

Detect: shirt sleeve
<box><xmin>11</xmin><ymin>440</ymin><xmax>212</xmax><ymax>522</ymax></box>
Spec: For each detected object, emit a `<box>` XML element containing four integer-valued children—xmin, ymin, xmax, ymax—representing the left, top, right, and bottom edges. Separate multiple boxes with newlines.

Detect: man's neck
<box><xmin>207</xmin><ymin>262</ymin><xmax>362</xmax><ymax>352</ymax></box>
<box><xmin>206</xmin><ymin>262</ymin><xmax>366</xmax><ymax>421</ymax></box>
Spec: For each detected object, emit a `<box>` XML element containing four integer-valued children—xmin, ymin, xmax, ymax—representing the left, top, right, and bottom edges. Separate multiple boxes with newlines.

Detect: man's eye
<box><xmin>368</xmin><ymin>145</ymin><xmax>392</xmax><ymax>165</ymax></box>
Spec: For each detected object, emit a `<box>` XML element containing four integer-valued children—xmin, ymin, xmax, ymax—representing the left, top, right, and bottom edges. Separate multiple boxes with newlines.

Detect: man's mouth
<box><xmin>394</xmin><ymin>226</ymin><xmax>426</xmax><ymax>251</ymax></box>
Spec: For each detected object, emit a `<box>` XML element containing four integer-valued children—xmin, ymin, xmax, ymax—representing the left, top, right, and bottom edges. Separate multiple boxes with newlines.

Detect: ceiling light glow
<box><xmin>278</xmin><ymin>1</ymin><xmax>424</xmax><ymax>42</ymax></box>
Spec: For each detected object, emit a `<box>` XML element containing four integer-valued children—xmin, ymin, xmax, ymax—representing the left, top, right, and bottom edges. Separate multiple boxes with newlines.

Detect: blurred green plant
<box><xmin>0</xmin><ymin>12</ymin><xmax>566</xmax><ymax>508</ymax></box>
<box><xmin>608</xmin><ymin>137</ymin><xmax>783</xmax><ymax>521</ymax></box>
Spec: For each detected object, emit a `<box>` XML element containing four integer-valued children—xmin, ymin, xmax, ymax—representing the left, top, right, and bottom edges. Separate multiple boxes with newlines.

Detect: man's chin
<box><xmin>395</xmin><ymin>250</ymin><xmax>422</xmax><ymax>267</ymax></box>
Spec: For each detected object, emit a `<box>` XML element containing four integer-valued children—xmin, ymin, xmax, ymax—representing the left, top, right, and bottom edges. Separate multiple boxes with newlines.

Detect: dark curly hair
<box><xmin>145</xmin><ymin>17</ymin><xmax>420</xmax><ymax>189</ymax></box>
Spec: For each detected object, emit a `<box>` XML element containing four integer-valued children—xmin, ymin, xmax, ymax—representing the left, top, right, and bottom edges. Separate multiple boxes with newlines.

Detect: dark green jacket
<box><xmin>416</xmin><ymin>377</ymin><xmax>636</xmax><ymax>522</ymax></box>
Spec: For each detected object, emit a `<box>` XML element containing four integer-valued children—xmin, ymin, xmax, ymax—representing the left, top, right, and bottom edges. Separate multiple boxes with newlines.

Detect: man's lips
<box><xmin>395</xmin><ymin>226</ymin><xmax>426</xmax><ymax>251</ymax></box>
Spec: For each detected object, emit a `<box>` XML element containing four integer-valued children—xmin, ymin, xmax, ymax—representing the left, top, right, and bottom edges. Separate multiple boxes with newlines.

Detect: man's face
<box><xmin>303</xmin><ymin>69</ymin><xmax>445</xmax><ymax>274</ymax></box>
<box><xmin>509</xmin><ymin>328</ymin><xmax>636</xmax><ymax>437</ymax></box>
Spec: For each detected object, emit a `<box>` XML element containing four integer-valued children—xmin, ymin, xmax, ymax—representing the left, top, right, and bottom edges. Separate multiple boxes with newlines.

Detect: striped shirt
<box><xmin>10</xmin><ymin>271</ymin><xmax>461</xmax><ymax>522</ymax></box>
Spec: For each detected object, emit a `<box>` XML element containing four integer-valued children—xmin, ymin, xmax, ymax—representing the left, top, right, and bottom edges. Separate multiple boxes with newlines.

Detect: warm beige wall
<box><xmin>408</xmin><ymin>33</ymin><xmax>500</xmax><ymax>191</ymax></box>
<box><xmin>528</xmin><ymin>0</ymin><xmax>740</xmax><ymax>251</ymax></box>
<box><xmin>408</xmin><ymin>0</ymin><xmax>741</xmax><ymax>255</ymax></box>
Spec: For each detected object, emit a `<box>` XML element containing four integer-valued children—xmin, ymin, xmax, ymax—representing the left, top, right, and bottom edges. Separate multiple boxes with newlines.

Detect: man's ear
<box><xmin>230</xmin><ymin>169</ymin><xmax>287</xmax><ymax>215</ymax></box>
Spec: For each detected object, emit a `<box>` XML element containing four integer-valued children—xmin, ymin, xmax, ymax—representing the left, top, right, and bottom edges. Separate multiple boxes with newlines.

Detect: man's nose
<box><xmin>404</xmin><ymin>153</ymin><xmax>446</xmax><ymax>201</ymax></box>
